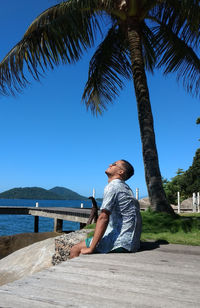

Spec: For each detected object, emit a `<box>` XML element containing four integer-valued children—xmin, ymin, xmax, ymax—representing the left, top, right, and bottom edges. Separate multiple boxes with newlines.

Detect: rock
<box><xmin>52</xmin><ymin>229</ymin><xmax>93</xmax><ymax>265</ymax></box>
<box><xmin>139</xmin><ymin>197</ymin><xmax>151</xmax><ymax>209</ymax></box>
<box><xmin>0</xmin><ymin>232</ymin><xmax>60</xmax><ymax>259</ymax></box>
<box><xmin>139</xmin><ymin>197</ymin><xmax>176</xmax><ymax>211</ymax></box>
<box><xmin>171</xmin><ymin>204</ymin><xmax>178</xmax><ymax>210</ymax></box>
<box><xmin>0</xmin><ymin>236</ymin><xmax>55</xmax><ymax>286</ymax></box>
<box><xmin>181</xmin><ymin>198</ymin><xmax>193</xmax><ymax>209</ymax></box>
<box><xmin>0</xmin><ymin>229</ymin><xmax>92</xmax><ymax>286</ymax></box>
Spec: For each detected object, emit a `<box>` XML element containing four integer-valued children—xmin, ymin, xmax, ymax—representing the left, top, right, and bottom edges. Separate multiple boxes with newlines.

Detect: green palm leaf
<box><xmin>141</xmin><ymin>21</ymin><xmax>157</xmax><ymax>72</ymax></box>
<box><xmin>148</xmin><ymin>0</ymin><xmax>200</xmax><ymax>97</ymax></box>
<box><xmin>154</xmin><ymin>24</ymin><xmax>200</xmax><ymax>96</ymax></box>
<box><xmin>82</xmin><ymin>25</ymin><xmax>132</xmax><ymax>115</ymax></box>
<box><xmin>0</xmin><ymin>1</ymin><xmax>103</xmax><ymax>96</ymax></box>
<box><xmin>150</xmin><ymin>0</ymin><xmax>200</xmax><ymax>42</ymax></box>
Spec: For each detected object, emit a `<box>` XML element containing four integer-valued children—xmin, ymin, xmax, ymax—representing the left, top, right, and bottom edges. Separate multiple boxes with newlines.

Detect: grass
<box><xmin>84</xmin><ymin>223</ymin><xmax>96</xmax><ymax>238</ymax></box>
<box><xmin>85</xmin><ymin>210</ymin><xmax>200</xmax><ymax>246</ymax></box>
<box><xmin>180</xmin><ymin>212</ymin><xmax>200</xmax><ymax>217</ymax></box>
<box><xmin>141</xmin><ymin>209</ymin><xmax>200</xmax><ymax>246</ymax></box>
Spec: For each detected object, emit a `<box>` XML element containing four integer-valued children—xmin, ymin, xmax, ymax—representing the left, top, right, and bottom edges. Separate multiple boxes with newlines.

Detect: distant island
<box><xmin>0</xmin><ymin>186</ymin><xmax>89</xmax><ymax>200</ymax></box>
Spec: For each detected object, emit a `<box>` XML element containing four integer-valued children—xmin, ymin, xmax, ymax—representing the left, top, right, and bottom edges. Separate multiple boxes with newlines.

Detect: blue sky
<box><xmin>0</xmin><ymin>1</ymin><xmax>199</xmax><ymax>198</ymax></box>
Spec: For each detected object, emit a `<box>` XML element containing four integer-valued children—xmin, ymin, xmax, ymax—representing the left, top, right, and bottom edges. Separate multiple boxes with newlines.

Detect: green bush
<box><xmin>141</xmin><ymin>209</ymin><xmax>200</xmax><ymax>234</ymax></box>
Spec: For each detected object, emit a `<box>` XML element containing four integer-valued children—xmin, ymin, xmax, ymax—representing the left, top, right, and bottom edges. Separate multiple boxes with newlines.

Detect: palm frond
<box><xmin>82</xmin><ymin>25</ymin><xmax>132</xmax><ymax>115</ymax></box>
<box><xmin>167</xmin><ymin>0</ymin><xmax>200</xmax><ymax>30</ymax></box>
<box><xmin>0</xmin><ymin>0</ymin><xmax>103</xmax><ymax>96</ymax></box>
<box><xmin>149</xmin><ymin>0</ymin><xmax>200</xmax><ymax>45</ymax></box>
<box><xmin>141</xmin><ymin>22</ymin><xmax>157</xmax><ymax>72</ymax></box>
<box><xmin>136</xmin><ymin>0</ymin><xmax>158</xmax><ymax>20</ymax></box>
<box><xmin>147</xmin><ymin>0</ymin><xmax>200</xmax><ymax>96</ymax></box>
<box><xmin>153</xmin><ymin>23</ymin><xmax>200</xmax><ymax>97</ymax></box>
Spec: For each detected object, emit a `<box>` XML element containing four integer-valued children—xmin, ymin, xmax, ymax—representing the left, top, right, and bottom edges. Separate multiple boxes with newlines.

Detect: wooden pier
<box><xmin>0</xmin><ymin>207</ymin><xmax>95</xmax><ymax>232</ymax></box>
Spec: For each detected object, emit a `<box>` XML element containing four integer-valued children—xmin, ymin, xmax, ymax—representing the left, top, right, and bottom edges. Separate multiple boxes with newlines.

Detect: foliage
<box><xmin>141</xmin><ymin>209</ymin><xmax>200</xmax><ymax>246</ymax></box>
<box><xmin>84</xmin><ymin>223</ymin><xmax>96</xmax><ymax>230</ymax></box>
<box><xmin>163</xmin><ymin>149</ymin><xmax>200</xmax><ymax>204</ymax></box>
<box><xmin>184</xmin><ymin>149</ymin><xmax>200</xmax><ymax>194</ymax></box>
<box><xmin>181</xmin><ymin>212</ymin><xmax>200</xmax><ymax>217</ymax></box>
<box><xmin>140</xmin><ymin>231</ymin><xmax>200</xmax><ymax>246</ymax></box>
<box><xmin>162</xmin><ymin>169</ymin><xmax>187</xmax><ymax>204</ymax></box>
<box><xmin>84</xmin><ymin>223</ymin><xmax>95</xmax><ymax>238</ymax></box>
<box><xmin>0</xmin><ymin>1</ymin><xmax>199</xmax><ymax>104</ymax></box>
<box><xmin>141</xmin><ymin>208</ymin><xmax>200</xmax><ymax>234</ymax></box>
<box><xmin>86</xmin><ymin>231</ymin><xmax>95</xmax><ymax>238</ymax></box>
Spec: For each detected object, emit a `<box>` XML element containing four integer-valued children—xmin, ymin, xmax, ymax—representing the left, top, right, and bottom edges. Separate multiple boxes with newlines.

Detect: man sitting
<box><xmin>70</xmin><ymin>159</ymin><xmax>142</xmax><ymax>258</ymax></box>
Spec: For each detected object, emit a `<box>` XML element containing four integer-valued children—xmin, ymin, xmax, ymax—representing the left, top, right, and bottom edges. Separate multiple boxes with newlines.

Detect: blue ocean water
<box><xmin>0</xmin><ymin>199</ymin><xmax>99</xmax><ymax>236</ymax></box>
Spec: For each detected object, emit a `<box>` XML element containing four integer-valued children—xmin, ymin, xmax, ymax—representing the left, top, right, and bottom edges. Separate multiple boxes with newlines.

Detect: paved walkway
<box><xmin>0</xmin><ymin>243</ymin><xmax>199</xmax><ymax>307</ymax></box>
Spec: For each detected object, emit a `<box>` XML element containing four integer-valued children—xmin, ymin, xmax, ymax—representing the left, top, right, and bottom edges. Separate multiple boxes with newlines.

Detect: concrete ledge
<box><xmin>0</xmin><ymin>243</ymin><xmax>199</xmax><ymax>307</ymax></box>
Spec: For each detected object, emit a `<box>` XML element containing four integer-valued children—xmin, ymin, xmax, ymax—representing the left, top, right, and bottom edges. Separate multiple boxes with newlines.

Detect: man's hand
<box><xmin>80</xmin><ymin>211</ymin><xmax>109</xmax><ymax>256</ymax></box>
<box><xmin>80</xmin><ymin>247</ymin><xmax>93</xmax><ymax>255</ymax></box>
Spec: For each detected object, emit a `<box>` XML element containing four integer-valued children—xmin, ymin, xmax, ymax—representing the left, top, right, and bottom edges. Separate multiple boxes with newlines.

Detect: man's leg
<box><xmin>70</xmin><ymin>241</ymin><xmax>87</xmax><ymax>259</ymax></box>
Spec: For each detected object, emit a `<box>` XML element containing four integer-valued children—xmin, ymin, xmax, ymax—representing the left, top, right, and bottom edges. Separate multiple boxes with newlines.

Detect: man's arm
<box><xmin>80</xmin><ymin>210</ymin><xmax>109</xmax><ymax>255</ymax></box>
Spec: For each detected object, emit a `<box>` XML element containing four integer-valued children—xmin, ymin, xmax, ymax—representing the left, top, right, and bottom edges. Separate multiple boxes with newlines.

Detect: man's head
<box><xmin>105</xmin><ymin>159</ymin><xmax>134</xmax><ymax>182</ymax></box>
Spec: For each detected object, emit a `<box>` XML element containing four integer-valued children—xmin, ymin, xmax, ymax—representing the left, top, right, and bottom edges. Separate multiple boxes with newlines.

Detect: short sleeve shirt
<box><xmin>95</xmin><ymin>179</ymin><xmax>142</xmax><ymax>253</ymax></box>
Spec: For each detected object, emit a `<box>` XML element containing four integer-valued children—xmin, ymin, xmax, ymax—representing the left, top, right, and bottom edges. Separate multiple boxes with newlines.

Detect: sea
<box><xmin>0</xmin><ymin>199</ymin><xmax>101</xmax><ymax>237</ymax></box>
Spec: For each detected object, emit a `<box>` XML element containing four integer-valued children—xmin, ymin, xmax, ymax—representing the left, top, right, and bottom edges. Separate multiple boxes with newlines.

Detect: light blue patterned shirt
<box><xmin>96</xmin><ymin>179</ymin><xmax>142</xmax><ymax>253</ymax></box>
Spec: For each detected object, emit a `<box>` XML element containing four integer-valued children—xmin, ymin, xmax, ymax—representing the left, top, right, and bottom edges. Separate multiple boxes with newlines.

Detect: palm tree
<box><xmin>0</xmin><ymin>1</ymin><xmax>200</xmax><ymax>214</ymax></box>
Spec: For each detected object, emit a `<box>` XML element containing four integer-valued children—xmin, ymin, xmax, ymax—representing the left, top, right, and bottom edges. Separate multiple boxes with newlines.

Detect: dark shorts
<box><xmin>85</xmin><ymin>237</ymin><xmax>129</xmax><ymax>253</ymax></box>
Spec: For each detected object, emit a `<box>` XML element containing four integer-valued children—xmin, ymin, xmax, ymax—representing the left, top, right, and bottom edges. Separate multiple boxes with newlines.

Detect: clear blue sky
<box><xmin>0</xmin><ymin>1</ymin><xmax>199</xmax><ymax>198</ymax></box>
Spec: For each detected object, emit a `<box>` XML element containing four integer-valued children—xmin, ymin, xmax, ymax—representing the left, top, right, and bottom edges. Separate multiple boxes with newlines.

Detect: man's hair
<box><xmin>121</xmin><ymin>160</ymin><xmax>134</xmax><ymax>181</ymax></box>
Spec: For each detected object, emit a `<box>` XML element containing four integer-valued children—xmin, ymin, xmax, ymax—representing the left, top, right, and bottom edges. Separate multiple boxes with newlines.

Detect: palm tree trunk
<box><xmin>127</xmin><ymin>21</ymin><xmax>174</xmax><ymax>215</ymax></box>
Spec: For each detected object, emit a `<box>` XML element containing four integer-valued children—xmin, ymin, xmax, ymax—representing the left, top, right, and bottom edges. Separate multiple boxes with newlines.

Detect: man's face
<box><xmin>105</xmin><ymin>160</ymin><xmax>125</xmax><ymax>178</ymax></box>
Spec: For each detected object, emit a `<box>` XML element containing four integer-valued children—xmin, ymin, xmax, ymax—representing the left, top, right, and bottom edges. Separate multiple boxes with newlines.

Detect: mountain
<box><xmin>0</xmin><ymin>187</ymin><xmax>64</xmax><ymax>200</ymax></box>
<box><xmin>0</xmin><ymin>186</ymin><xmax>88</xmax><ymax>200</ymax></box>
<box><xmin>49</xmin><ymin>187</ymin><xmax>88</xmax><ymax>200</ymax></box>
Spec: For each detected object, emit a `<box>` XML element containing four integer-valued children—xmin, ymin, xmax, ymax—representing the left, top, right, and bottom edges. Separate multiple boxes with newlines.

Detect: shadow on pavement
<box><xmin>139</xmin><ymin>240</ymin><xmax>169</xmax><ymax>252</ymax></box>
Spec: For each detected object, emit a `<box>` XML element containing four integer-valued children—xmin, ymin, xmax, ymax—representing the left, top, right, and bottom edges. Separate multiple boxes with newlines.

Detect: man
<box><xmin>70</xmin><ymin>159</ymin><xmax>142</xmax><ymax>259</ymax></box>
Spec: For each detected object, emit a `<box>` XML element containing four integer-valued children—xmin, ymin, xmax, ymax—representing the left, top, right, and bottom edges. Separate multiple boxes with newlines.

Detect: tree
<box><xmin>163</xmin><ymin>149</ymin><xmax>200</xmax><ymax>203</ymax></box>
<box><xmin>0</xmin><ymin>1</ymin><xmax>200</xmax><ymax>214</ymax></box>
<box><xmin>163</xmin><ymin>169</ymin><xmax>187</xmax><ymax>204</ymax></box>
<box><xmin>184</xmin><ymin>148</ymin><xmax>200</xmax><ymax>194</ymax></box>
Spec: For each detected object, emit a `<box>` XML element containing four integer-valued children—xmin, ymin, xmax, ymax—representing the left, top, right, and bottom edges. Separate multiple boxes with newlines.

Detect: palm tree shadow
<box><xmin>139</xmin><ymin>240</ymin><xmax>169</xmax><ymax>252</ymax></box>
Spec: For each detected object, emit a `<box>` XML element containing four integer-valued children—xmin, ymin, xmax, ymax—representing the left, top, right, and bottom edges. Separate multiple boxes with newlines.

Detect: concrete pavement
<box><xmin>0</xmin><ymin>242</ymin><xmax>199</xmax><ymax>307</ymax></box>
